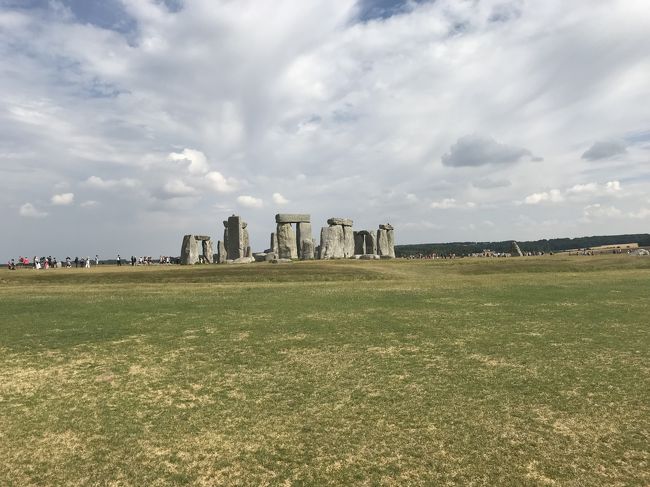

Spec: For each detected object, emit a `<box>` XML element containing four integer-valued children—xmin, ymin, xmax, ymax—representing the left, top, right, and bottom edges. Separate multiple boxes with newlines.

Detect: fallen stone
<box><xmin>271</xmin><ymin>258</ymin><xmax>293</xmax><ymax>264</ymax></box>
<box><xmin>265</xmin><ymin>252</ymin><xmax>279</xmax><ymax>261</ymax></box>
<box><xmin>253</xmin><ymin>253</ymin><xmax>267</xmax><ymax>262</ymax></box>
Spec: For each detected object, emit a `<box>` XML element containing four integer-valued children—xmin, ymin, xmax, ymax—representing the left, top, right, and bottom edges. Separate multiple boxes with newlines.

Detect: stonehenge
<box><xmin>180</xmin><ymin>235</ymin><xmax>214</xmax><ymax>264</ymax></box>
<box><xmin>320</xmin><ymin>218</ymin><xmax>354</xmax><ymax>259</ymax></box>
<box><xmin>183</xmin><ymin>213</ymin><xmax>395</xmax><ymax>264</ymax></box>
<box><xmin>216</xmin><ymin>215</ymin><xmax>253</xmax><ymax>264</ymax></box>
<box><xmin>275</xmin><ymin>214</ymin><xmax>314</xmax><ymax>260</ymax></box>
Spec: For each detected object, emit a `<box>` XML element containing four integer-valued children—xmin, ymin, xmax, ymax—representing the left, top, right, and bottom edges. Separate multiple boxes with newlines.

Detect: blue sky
<box><xmin>1</xmin><ymin>0</ymin><xmax>649</xmax><ymax>258</ymax></box>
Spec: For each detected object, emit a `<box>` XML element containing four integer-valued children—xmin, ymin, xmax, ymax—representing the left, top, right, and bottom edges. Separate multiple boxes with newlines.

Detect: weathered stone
<box><xmin>275</xmin><ymin>213</ymin><xmax>310</xmax><ymax>224</ymax></box>
<box><xmin>327</xmin><ymin>217</ymin><xmax>353</xmax><ymax>227</ymax></box>
<box><xmin>296</xmin><ymin>222</ymin><xmax>313</xmax><ymax>259</ymax></box>
<box><xmin>271</xmin><ymin>258</ymin><xmax>293</xmax><ymax>264</ymax></box>
<box><xmin>242</xmin><ymin>225</ymin><xmax>250</xmax><ymax>257</ymax></box>
<box><xmin>227</xmin><ymin>215</ymin><xmax>243</xmax><ymax>259</ymax></box>
<box><xmin>386</xmin><ymin>228</ymin><xmax>395</xmax><ymax>258</ymax></box>
<box><xmin>511</xmin><ymin>241</ymin><xmax>523</xmax><ymax>257</ymax></box>
<box><xmin>320</xmin><ymin>225</ymin><xmax>344</xmax><ymax>259</ymax></box>
<box><xmin>231</xmin><ymin>256</ymin><xmax>255</xmax><ymax>264</ymax></box>
<box><xmin>360</xmin><ymin>254</ymin><xmax>374</xmax><ymax>260</ymax></box>
<box><xmin>354</xmin><ymin>231</ymin><xmax>365</xmax><ymax>255</ymax></box>
<box><xmin>364</xmin><ymin>231</ymin><xmax>377</xmax><ymax>255</ymax></box>
<box><xmin>217</xmin><ymin>240</ymin><xmax>226</xmax><ymax>264</ymax></box>
<box><xmin>379</xmin><ymin>224</ymin><xmax>394</xmax><ymax>231</ymax></box>
<box><xmin>277</xmin><ymin>223</ymin><xmax>298</xmax><ymax>259</ymax></box>
<box><xmin>300</xmin><ymin>239</ymin><xmax>315</xmax><ymax>260</ymax></box>
<box><xmin>181</xmin><ymin>234</ymin><xmax>212</xmax><ymax>264</ymax></box>
<box><xmin>202</xmin><ymin>239</ymin><xmax>214</xmax><ymax>263</ymax></box>
<box><xmin>270</xmin><ymin>232</ymin><xmax>278</xmax><ymax>254</ymax></box>
<box><xmin>265</xmin><ymin>252</ymin><xmax>278</xmax><ymax>261</ymax></box>
<box><xmin>377</xmin><ymin>229</ymin><xmax>390</xmax><ymax>257</ymax></box>
<box><xmin>343</xmin><ymin>225</ymin><xmax>355</xmax><ymax>258</ymax></box>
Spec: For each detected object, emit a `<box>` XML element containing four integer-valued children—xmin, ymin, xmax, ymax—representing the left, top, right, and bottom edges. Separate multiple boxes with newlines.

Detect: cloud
<box><xmin>204</xmin><ymin>171</ymin><xmax>237</xmax><ymax>193</ymax></box>
<box><xmin>84</xmin><ymin>176</ymin><xmax>139</xmax><ymax>189</ymax></box>
<box><xmin>430</xmin><ymin>198</ymin><xmax>475</xmax><ymax>209</ymax></box>
<box><xmin>19</xmin><ymin>203</ymin><xmax>48</xmax><ymax>218</ymax></box>
<box><xmin>51</xmin><ymin>192</ymin><xmax>74</xmax><ymax>205</ymax></box>
<box><xmin>161</xmin><ymin>179</ymin><xmax>196</xmax><ymax>197</ymax></box>
<box><xmin>169</xmin><ymin>149</ymin><xmax>210</xmax><ymax>175</ymax></box>
<box><xmin>472</xmin><ymin>178</ymin><xmax>512</xmax><ymax>189</ymax></box>
<box><xmin>237</xmin><ymin>195</ymin><xmax>264</xmax><ymax>208</ymax></box>
<box><xmin>582</xmin><ymin>140</ymin><xmax>627</xmax><ymax>161</ymax></box>
<box><xmin>524</xmin><ymin>189</ymin><xmax>564</xmax><ymax>205</ymax></box>
<box><xmin>80</xmin><ymin>200</ymin><xmax>99</xmax><ymax>208</ymax></box>
<box><xmin>272</xmin><ymin>192</ymin><xmax>289</xmax><ymax>205</ymax></box>
<box><xmin>442</xmin><ymin>135</ymin><xmax>536</xmax><ymax>167</ymax></box>
<box><xmin>583</xmin><ymin>204</ymin><xmax>622</xmax><ymax>219</ymax></box>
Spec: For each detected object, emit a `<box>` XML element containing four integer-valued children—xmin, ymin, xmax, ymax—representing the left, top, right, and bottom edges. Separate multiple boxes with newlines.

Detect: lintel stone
<box><xmin>275</xmin><ymin>213</ymin><xmax>311</xmax><ymax>224</ymax></box>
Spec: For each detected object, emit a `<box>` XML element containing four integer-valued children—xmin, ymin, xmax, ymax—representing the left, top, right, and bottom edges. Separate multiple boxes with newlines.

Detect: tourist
<box><xmin>66</xmin><ymin>256</ymin><xmax>71</xmax><ymax>268</ymax></box>
<box><xmin>117</xmin><ymin>254</ymin><xmax>122</xmax><ymax>266</ymax></box>
<box><xmin>95</xmin><ymin>255</ymin><xmax>99</xmax><ymax>265</ymax></box>
<box><xmin>74</xmin><ymin>256</ymin><xmax>79</xmax><ymax>268</ymax></box>
<box><xmin>85</xmin><ymin>256</ymin><xmax>91</xmax><ymax>268</ymax></box>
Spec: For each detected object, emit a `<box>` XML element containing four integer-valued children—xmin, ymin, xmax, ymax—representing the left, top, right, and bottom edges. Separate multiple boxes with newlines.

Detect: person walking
<box><xmin>85</xmin><ymin>256</ymin><xmax>90</xmax><ymax>268</ymax></box>
<box><xmin>117</xmin><ymin>254</ymin><xmax>122</xmax><ymax>266</ymax></box>
<box><xmin>74</xmin><ymin>256</ymin><xmax>79</xmax><ymax>268</ymax></box>
<box><xmin>95</xmin><ymin>255</ymin><xmax>99</xmax><ymax>265</ymax></box>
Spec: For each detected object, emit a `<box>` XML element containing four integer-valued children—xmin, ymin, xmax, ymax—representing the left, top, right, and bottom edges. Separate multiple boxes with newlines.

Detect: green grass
<box><xmin>1</xmin><ymin>255</ymin><xmax>648</xmax><ymax>486</ymax></box>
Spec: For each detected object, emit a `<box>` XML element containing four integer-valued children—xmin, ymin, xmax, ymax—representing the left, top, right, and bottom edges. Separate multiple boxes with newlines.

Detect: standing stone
<box><xmin>354</xmin><ymin>231</ymin><xmax>365</xmax><ymax>255</ymax></box>
<box><xmin>377</xmin><ymin>228</ymin><xmax>390</xmax><ymax>257</ymax></box>
<box><xmin>511</xmin><ymin>241</ymin><xmax>523</xmax><ymax>257</ymax></box>
<box><xmin>180</xmin><ymin>234</ymin><xmax>198</xmax><ymax>265</ymax></box>
<box><xmin>386</xmin><ymin>229</ymin><xmax>395</xmax><ymax>258</ymax></box>
<box><xmin>217</xmin><ymin>240</ymin><xmax>226</xmax><ymax>264</ymax></box>
<box><xmin>364</xmin><ymin>231</ymin><xmax>377</xmax><ymax>255</ymax></box>
<box><xmin>270</xmin><ymin>232</ymin><xmax>278</xmax><ymax>254</ymax></box>
<box><xmin>227</xmin><ymin>215</ymin><xmax>243</xmax><ymax>260</ymax></box>
<box><xmin>223</xmin><ymin>221</ymin><xmax>229</xmax><ymax>253</ymax></box>
<box><xmin>277</xmin><ymin>223</ymin><xmax>298</xmax><ymax>259</ymax></box>
<box><xmin>301</xmin><ymin>239</ymin><xmax>315</xmax><ymax>260</ymax></box>
<box><xmin>343</xmin><ymin>225</ymin><xmax>355</xmax><ymax>258</ymax></box>
<box><xmin>320</xmin><ymin>225</ymin><xmax>344</xmax><ymax>259</ymax></box>
<box><xmin>242</xmin><ymin>222</ymin><xmax>251</xmax><ymax>257</ymax></box>
<box><xmin>202</xmin><ymin>239</ymin><xmax>214</xmax><ymax>263</ymax></box>
<box><xmin>296</xmin><ymin>222</ymin><xmax>313</xmax><ymax>259</ymax></box>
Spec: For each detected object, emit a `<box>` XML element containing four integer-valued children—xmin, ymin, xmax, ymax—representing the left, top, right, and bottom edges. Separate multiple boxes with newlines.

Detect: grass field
<box><xmin>1</xmin><ymin>255</ymin><xmax>648</xmax><ymax>486</ymax></box>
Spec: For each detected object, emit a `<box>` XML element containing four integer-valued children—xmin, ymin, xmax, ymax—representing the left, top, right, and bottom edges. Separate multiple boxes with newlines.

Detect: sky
<box><xmin>1</xmin><ymin>0</ymin><xmax>649</xmax><ymax>259</ymax></box>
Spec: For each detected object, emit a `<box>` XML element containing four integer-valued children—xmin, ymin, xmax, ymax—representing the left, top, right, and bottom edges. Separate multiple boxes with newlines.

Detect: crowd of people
<box><xmin>6</xmin><ymin>255</ymin><xmax>100</xmax><ymax>270</ymax></box>
<box><xmin>6</xmin><ymin>254</ymin><xmax>181</xmax><ymax>269</ymax></box>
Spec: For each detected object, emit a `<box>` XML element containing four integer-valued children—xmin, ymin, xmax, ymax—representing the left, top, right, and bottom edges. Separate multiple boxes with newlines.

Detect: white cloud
<box><xmin>19</xmin><ymin>203</ymin><xmax>48</xmax><ymax>218</ymax></box>
<box><xmin>51</xmin><ymin>192</ymin><xmax>74</xmax><ymax>205</ymax></box>
<box><xmin>272</xmin><ymin>192</ymin><xmax>289</xmax><ymax>205</ymax></box>
<box><xmin>583</xmin><ymin>204</ymin><xmax>622</xmax><ymax>219</ymax></box>
<box><xmin>84</xmin><ymin>176</ymin><xmax>139</xmax><ymax>190</ymax></box>
<box><xmin>524</xmin><ymin>189</ymin><xmax>564</xmax><ymax>205</ymax></box>
<box><xmin>162</xmin><ymin>179</ymin><xmax>196</xmax><ymax>197</ymax></box>
<box><xmin>80</xmin><ymin>200</ymin><xmax>99</xmax><ymax>208</ymax></box>
<box><xmin>430</xmin><ymin>198</ymin><xmax>475</xmax><ymax>209</ymax></box>
<box><xmin>205</xmin><ymin>171</ymin><xmax>237</xmax><ymax>193</ymax></box>
<box><xmin>606</xmin><ymin>180</ymin><xmax>622</xmax><ymax>193</ymax></box>
<box><xmin>237</xmin><ymin>195</ymin><xmax>264</xmax><ymax>209</ymax></box>
<box><xmin>169</xmin><ymin>149</ymin><xmax>210</xmax><ymax>175</ymax></box>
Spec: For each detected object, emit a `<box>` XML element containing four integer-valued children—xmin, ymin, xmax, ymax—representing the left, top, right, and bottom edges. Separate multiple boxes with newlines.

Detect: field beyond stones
<box><xmin>1</xmin><ymin>256</ymin><xmax>648</xmax><ymax>486</ymax></box>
